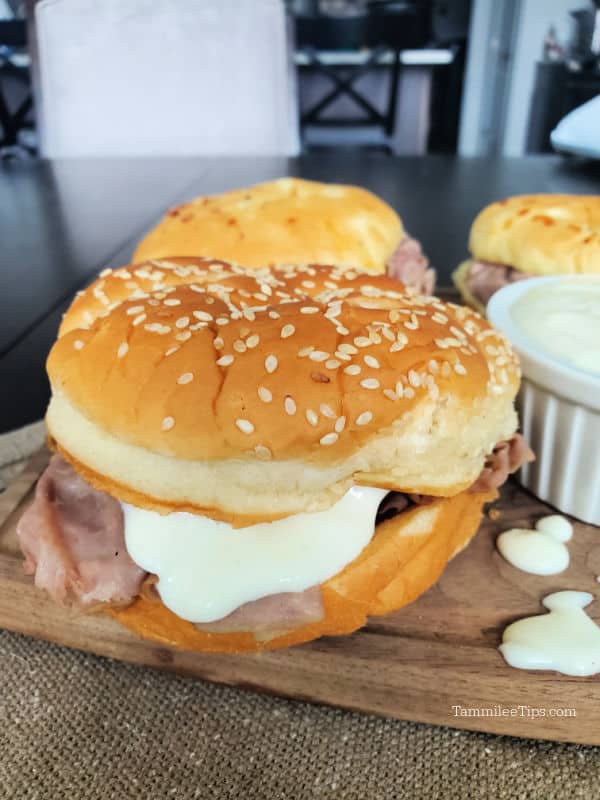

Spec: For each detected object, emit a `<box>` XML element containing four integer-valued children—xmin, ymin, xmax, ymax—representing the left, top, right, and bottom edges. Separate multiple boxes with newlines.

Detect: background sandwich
<box><xmin>18</xmin><ymin>258</ymin><xmax>531</xmax><ymax>652</ymax></box>
<box><xmin>454</xmin><ymin>193</ymin><xmax>600</xmax><ymax>314</ymax></box>
<box><xmin>134</xmin><ymin>178</ymin><xmax>435</xmax><ymax>294</ymax></box>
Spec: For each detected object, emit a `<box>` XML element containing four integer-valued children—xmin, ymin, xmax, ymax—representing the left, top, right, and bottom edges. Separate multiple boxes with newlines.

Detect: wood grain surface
<box><xmin>2</xmin><ymin>448</ymin><xmax>599</xmax><ymax>745</ymax></box>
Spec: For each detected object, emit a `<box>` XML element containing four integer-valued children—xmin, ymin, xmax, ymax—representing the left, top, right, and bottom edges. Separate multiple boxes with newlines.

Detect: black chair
<box><xmin>0</xmin><ymin>19</ymin><xmax>33</xmax><ymax>152</ymax></box>
<box><xmin>295</xmin><ymin>2</ymin><xmax>429</xmax><ymax>146</ymax></box>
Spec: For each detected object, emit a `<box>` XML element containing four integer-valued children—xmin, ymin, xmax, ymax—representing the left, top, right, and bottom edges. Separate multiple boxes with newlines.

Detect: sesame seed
<box><xmin>281</xmin><ymin>324</ymin><xmax>295</xmax><ymax>339</ymax></box>
<box><xmin>432</xmin><ymin>312</ymin><xmax>448</xmax><ymax>325</ymax></box>
<box><xmin>132</xmin><ymin>313</ymin><xmax>146</xmax><ymax>326</ymax></box>
<box><xmin>381</xmin><ymin>327</ymin><xmax>395</xmax><ymax>342</ymax></box>
<box><xmin>268</xmin><ymin>311</ymin><xmax>281</xmax><ymax>319</ymax></box>
<box><xmin>99</xmin><ymin>268</ymin><xmax>111</xmax><ymax>277</ymax></box>
<box><xmin>165</xmin><ymin>346</ymin><xmax>179</xmax><ymax>357</ymax></box>
<box><xmin>320</xmin><ymin>404</ymin><xmax>336</xmax><ymax>419</ymax></box>
<box><xmin>193</xmin><ymin>310</ymin><xmax>213</xmax><ymax>322</ymax></box>
<box><xmin>355</xmin><ymin>411</ymin><xmax>373</xmax><ymax>426</ymax></box>
<box><xmin>175</xmin><ymin>331</ymin><xmax>191</xmax><ymax>342</ymax></box>
<box><xmin>408</xmin><ymin>370</ymin><xmax>420</xmax><ymax>387</ymax></box>
<box><xmin>395</xmin><ymin>381</ymin><xmax>404</xmax><ymax>398</ymax></box>
<box><xmin>404</xmin><ymin>387</ymin><xmax>415</xmax><ymax>399</ymax></box>
<box><xmin>243</xmin><ymin>308</ymin><xmax>256</xmax><ymax>321</ymax></box>
<box><xmin>246</xmin><ymin>334</ymin><xmax>260</xmax><ymax>349</ymax></box>
<box><xmin>298</xmin><ymin>346</ymin><xmax>314</xmax><ymax>357</ymax></box>
<box><xmin>336</xmin><ymin>326</ymin><xmax>350</xmax><ymax>336</ymax></box>
<box><xmin>175</xmin><ymin>316</ymin><xmax>190</xmax><ymax>329</ymax></box>
<box><xmin>177</xmin><ymin>372</ymin><xmax>193</xmax><ymax>385</ymax></box>
<box><xmin>236</xmin><ymin>418</ymin><xmax>254</xmax><ymax>434</ymax></box>
<box><xmin>144</xmin><ymin>322</ymin><xmax>171</xmax><ymax>335</ymax></box>
<box><xmin>127</xmin><ymin>305</ymin><xmax>145</xmax><ymax>315</ymax></box>
<box><xmin>364</xmin><ymin>355</ymin><xmax>380</xmax><ymax>369</ymax></box>
<box><xmin>260</xmin><ymin>284</ymin><xmax>272</xmax><ymax>296</ymax></box>
<box><xmin>73</xmin><ymin>339</ymin><xmax>84</xmax><ymax>350</ymax></box>
<box><xmin>383</xmin><ymin>389</ymin><xmax>398</xmax><ymax>401</ymax></box>
<box><xmin>360</xmin><ymin>378</ymin><xmax>380</xmax><ymax>390</ymax></box>
<box><xmin>338</xmin><ymin>343</ymin><xmax>358</xmax><ymax>355</ymax></box>
<box><xmin>161</xmin><ymin>416</ymin><xmax>175</xmax><ymax>431</ymax></box>
<box><xmin>334</xmin><ymin>351</ymin><xmax>351</xmax><ymax>362</ymax></box>
<box><xmin>258</xmin><ymin>386</ymin><xmax>272</xmax><ymax>403</ymax></box>
<box><xmin>320</xmin><ymin>432</ymin><xmax>338</xmax><ymax>446</ymax></box>
<box><xmin>216</xmin><ymin>354</ymin><xmax>234</xmax><ymax>367</ymax></box>
<box><xmin>354</xmin><ymin>337</ymin><xmax>371</xmax><ymax>348</ymax></box>
<box><xmin>428</xmin><ymin>359</ymin><xmax>439</xmax><ymax>373</ymax></box>
<box><xmin>284</xmin><ymin>396</ymin><xmax>297</xmax><ymax>415</ymax></box>
<box><xmin>233</xmin><ymin>340</ymin><xmax>247</xmax><ymax>353</ymax></box>
<box><xmin>213</xmin><ymin>336</ymin><xmax>224</xmax><ymax>349</ymax></box>
<box><xmin>117</xmin><ymin>342</ymin><xmax>129</xmax><ymax>358</ymax></box>
<box><xmin>302</xmin><ymin>280</ymin><xmax>316</xmax><ymax>288</ymax></box>
<box><xmin>300</xmin><ymin>306</ymin><xmax>319</xmax><ymax>315</ymax></box>
<box><xmin>309</xmin><ymin>350</ymin><xmax>329</xmax><ymax>362</ymax></box>
<box><xmin>254</xmin><ymin>445</ymin><xmax>272</xmax><ymax>460</ymax></box>
<box><xmin>334</xmin><ymin>416</ymin><xmax>346</xmax><ymax>433</ymax></box>
<box><xmin>265</xmin><ymin>355</ymin><xmax>278</xmax><ymax>373</ymax></box>
<box><xmin>216</xmin><ymin>317</ymin><xmax>229</xmax><ymax>326</ymax></box>
<box><xmin>306</xmin><ymin>409</ymin><xmax>318</xmax><ymax>427</ymax></box>
<box><xmin>454</xmin><ymin>363</ymin><xmax>467</xmax><ymax>375</ymax></box>
<box><xmin>325</xmin><ymin>359</ymin><xmax>341</xmax><ymax>370</ymax></box>
<box><xmin>344</xmin><ymin>365</ymin><xmax>361</xmax><ymax>376</ymax></box>
<box><xmin>164</xmin><ymin>298</ymin><xmax>181</xmax><ymax>307</ymax></box>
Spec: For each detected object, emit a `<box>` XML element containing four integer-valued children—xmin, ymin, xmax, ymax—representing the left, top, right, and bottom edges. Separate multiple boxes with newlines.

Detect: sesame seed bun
<box><xmin>108</xmin><ymin>487</ymin><xmax>494</xmax><ymax>652</ymax></box>
<box><xmin>132</xmin><ymin>178</ymin><xmax>403</xmax><ymax>273</ymax></box>
<box><xmin>46</xmin><ymin>258</ymin><xmax>519</xmax><ymax>523</ymax></box>
<box><xmin>469</xmin><ymin>194</ymin><xmax>600</xmax><ymax>277</ymax></box>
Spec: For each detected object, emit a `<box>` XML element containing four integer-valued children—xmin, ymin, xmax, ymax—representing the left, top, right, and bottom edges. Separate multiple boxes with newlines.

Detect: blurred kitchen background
<box><xmin>1</xmin><ymin>0</ymin><xmax>599</xmax><ymax>159</ymax></box>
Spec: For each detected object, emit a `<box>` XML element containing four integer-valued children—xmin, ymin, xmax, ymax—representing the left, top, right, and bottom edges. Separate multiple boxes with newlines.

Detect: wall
<box><xmin>459</xmin><ymin>0</ymin><xmax>575</xmax><ymax>156</ymax></box>
<box><xmin>501</xmin><ymin>0</ymin><xmax>574</xmax><ymax>155</ymax></box>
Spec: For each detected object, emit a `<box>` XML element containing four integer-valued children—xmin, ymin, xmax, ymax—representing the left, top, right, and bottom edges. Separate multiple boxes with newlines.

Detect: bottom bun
<box><xmin>108</xmin><ymin>489</ymin><xmax>495</xmax><ymax>652</ymax></box>
<box><xmin>452</xmin><ymin>260</ymin><xmax>487</xmax><ymax>317</ymax></box>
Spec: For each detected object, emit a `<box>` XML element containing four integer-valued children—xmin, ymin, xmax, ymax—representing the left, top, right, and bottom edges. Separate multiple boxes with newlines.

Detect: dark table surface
<box><xmin>1</xmin><ymin>154</ymin><xmax>599</xmax><ymax>433</ymax></box>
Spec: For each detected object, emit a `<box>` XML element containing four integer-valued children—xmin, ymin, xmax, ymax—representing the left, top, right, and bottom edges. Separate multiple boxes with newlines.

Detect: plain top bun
<box><xmin>46</xmin><ymin>259</ymin><xmax>519</xmax><ymax>522</ymax></box>
<box><xmin>470</xmin><ymin>194</ymin><xmax>600</xmax><ymax>275</ymax></box>
<box><xmin>133</xmin><ymin>178</ymin><xmax>403</xmax><ymax>273</ymax></box>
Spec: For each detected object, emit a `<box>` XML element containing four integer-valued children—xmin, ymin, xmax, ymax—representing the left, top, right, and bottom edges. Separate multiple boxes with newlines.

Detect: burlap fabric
<box><xmin>1</xmin><ymin>424</ymin><xmax>598</xmax><ymax>799</ymax></box>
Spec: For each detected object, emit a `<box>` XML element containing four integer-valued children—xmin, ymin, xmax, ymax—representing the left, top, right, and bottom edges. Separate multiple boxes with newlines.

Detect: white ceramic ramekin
<box><xmin>488</xmin><ymin>277</ymin><xmax>600</xmax><ymax>526</ymax></box>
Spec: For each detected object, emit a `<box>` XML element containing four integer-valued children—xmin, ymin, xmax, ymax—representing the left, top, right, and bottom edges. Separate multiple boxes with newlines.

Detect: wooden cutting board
<box><xmin>2</xmin><ymin>448</ymin><xmax>600</xmax><ymax>745</ymax></box>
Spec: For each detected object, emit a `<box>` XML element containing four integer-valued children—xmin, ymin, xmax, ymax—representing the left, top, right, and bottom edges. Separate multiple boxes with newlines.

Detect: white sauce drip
<box><xmin>123</xmin><ymin>486</ymin><xmax>387</xmax><ymax>623</ymax></box>
<box><xmin>496</xmin><ymin>515</ymin><xmax>573</xmax><ymax>575</ymax></box>
<box><xmin>511</xmin><ymin>277</ymin><xmax>600</xmax><ymax>376</ymax></box>
<box><xmin>500</xmin><ymin>591</ymin><xmax>600</xmax><ymax>676</ymax></box>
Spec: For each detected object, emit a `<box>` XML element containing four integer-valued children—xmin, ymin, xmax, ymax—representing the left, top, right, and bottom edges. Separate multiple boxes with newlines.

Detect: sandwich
<box><xmin>133</xmin><ymin>177</ymin><xmax>435</xmax><ymax>293</ymax></box>
<box><xmin>454</xmin><ymin>194</ymin><xmax>600</xmax><ymax>315</ymax></box>
<box><xmin>17</xmin><ymin>258</ymin><xmax>532</xmax><ymax>653</ymax></box>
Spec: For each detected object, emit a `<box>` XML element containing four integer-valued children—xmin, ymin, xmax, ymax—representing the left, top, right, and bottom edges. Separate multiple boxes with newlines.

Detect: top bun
<box><xmin>47</xmin><ymin>258</ymin><xmax>519</xmax><ymax>523</ymax></box>
<box><xmin>133</xmin><ymin>178</ymin><xmax>403</xmax><ymax>273</ymax></box>
<box><xmin>470</xmin><ymin>194</ymin><xmax>600</xmax><ymax>276</ymax></box>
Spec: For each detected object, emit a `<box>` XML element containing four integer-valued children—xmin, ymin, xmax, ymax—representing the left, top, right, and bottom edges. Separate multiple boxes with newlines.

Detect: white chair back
<box><xmin>35</xmin><ymin>0</ymin><xmax>299</xmax><ymax>157</ymax></box>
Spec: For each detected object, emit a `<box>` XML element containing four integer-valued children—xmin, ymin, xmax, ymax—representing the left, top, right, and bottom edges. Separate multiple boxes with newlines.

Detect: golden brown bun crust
<box><xmin>470</xmin><ymin>194</ymin><xmax>600</xmax><ymax>276</ymax></box>
<box><xmin>133</xmin><ymin>178</ymin><xmax>403</xmax><ymax>273</ymax></box>
<box><xmin>108</xmin><ymin>488</ymin><xmax>494</xmax><ymax>652</ymax></box>
<box><xmin>48</xmin><ymin>258</ymin><xmax>520</xmax><ymax>466</ymax></box>
<box><xmin>452</xmin><ymin>259</ymin><xmax>487</xmax><ymax>317</ymax></box>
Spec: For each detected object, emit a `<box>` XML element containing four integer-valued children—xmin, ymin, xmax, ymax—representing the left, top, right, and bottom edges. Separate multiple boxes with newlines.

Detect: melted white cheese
<box><xmin>496</xmin><ymin>515</ymin><xmax>573</xmax><ymax>576</ymax></box>
<box><xmin>123</xmin><ymin>486</ymin><xmax>387</xmax><ymax>623</ymax></box>
<box><xmin>500</xmin><ymin>591</ymin><xmax>600</xmax><ymax>677</ymax></box>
